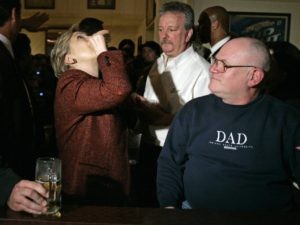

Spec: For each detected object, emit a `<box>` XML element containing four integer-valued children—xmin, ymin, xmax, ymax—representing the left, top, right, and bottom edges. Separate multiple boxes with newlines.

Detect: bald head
<box><xmin>209</xmin><ymin>37</ymin><xmax>271</xmax><ymax>104</ymax></box>
<box><xmin>219</xmin><ymin>37</ymin><xmax>271</xmax><ymax>72</ymax></box>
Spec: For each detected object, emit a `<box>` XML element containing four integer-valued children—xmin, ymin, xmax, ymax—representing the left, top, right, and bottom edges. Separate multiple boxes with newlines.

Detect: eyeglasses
<box><xmin>211</xmin><ymin>56</ymin><xmax>258</xmax><ymax>73</ymax></box>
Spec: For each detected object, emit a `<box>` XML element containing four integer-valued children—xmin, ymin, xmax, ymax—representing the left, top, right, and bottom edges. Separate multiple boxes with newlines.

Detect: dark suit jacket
<box><xmin>0</xmin><ymin>157</ymin><xmax>20</xmax><ymax>206</ymax></box>
<box><xmin>0</xmin><ymin>40</ymin><xmax>37</xmax><ymax>180</ymax></box>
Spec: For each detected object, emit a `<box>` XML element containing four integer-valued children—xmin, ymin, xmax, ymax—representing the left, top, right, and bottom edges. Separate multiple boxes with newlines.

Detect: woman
<box><xmin>50</xmin><ymin>24</ymin><xmax>131</xmax><ymax>205</ymax></box>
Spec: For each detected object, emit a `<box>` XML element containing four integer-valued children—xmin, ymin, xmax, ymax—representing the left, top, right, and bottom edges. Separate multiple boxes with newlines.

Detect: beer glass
<box><xmin>35</xmin><ymin>157</ymin><xmax>61</xmax><ymax>215</ymax></box>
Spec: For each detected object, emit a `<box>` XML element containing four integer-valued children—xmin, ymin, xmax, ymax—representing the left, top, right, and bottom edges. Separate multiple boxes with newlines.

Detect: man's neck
<box><xmin>221</xmin><ymin>90</ymin><xmax>260</xmax><ymax>106</ymax></box>
<box><xmin>211</xmin><ymin>30</ymin><xmax>228</xmax><ymax>46</ymax></box>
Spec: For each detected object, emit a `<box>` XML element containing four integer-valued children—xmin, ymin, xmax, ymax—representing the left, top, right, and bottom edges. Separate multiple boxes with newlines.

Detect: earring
<box><xmin>71</xmin><ymin>58</ymin><xmax>77</xmax><ymax>64</ymax></box>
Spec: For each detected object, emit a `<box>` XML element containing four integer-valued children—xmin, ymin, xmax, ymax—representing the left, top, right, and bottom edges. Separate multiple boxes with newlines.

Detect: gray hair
<box><xmin>250</xmin><ymin>38</ymin><xmax>271</xmax><ymax>72</ymax></box>
<box><xmin>159</xmin><ymin>1</ymin><xmax>194</xmax><ymax>30</ymax></box>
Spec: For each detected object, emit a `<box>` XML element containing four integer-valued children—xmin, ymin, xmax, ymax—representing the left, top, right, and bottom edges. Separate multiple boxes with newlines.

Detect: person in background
<box><xmin>118</xmin><ymin>38</ymin><xmax>139</xmax><ymax>89</ymax></box>
<box><xmin>135</xmin><ymin>41</ymin><xmax>162</xmax><ymax>95</ymax></box>
<box><xmin>51</xmin><ymin>22</ymin><xmax>131</xmax><ymax>206</ymax></box>
<box><xmin>118</xmin><ymin>38</ymin><xmax>135</xmax><ymax>62</ymax></box>
<box><xmin>0</xmin><ymin>0</ymin><xmax>48</xmax><ymax>214</ymax></box>
<box><xmin>267</xmin><ymin>41</ymin><xmax>300</xmax><ymax>109</ymax></box>
<box><xmin>13</xmin><ymin>32</ymin><xmax>58</xmax><ymax>157</ymax></box>
<box><xmin>21</xmin><ymin>12</ymin><xmax>49</xmax><ymax>32</ymax></box>
<box><xmin>12</xmin><ymin>33</ymin><xmax>51</xmax><ymax>156</ymax></box>
<box><xmin>157</xmin><ymin>37</ymin><xmax>300</xmax><ymax>211</ymax></box>
<box><xmin>141</xmin><ymin>41</ymin><xmax>162</xmax><ymax>68</ymax></box>
<box><xmin>31</xmin><ymin>54</ymin><xmax>58</xmax><ymax>154</ymax></box>
<box><xmin>0</xmin><ymin>0</ymin><xmax>41</xmax><ymax>180</ymax></box>
<box><xmin>126</xmin><ymin>40</ymin><xmax>162</xmax><ymax>205</ymax></box>
<box><xmin>12</xmin><ymin>32</ymin><xmax>32</xmax><ymax>73</ymax></box>
<box><xmin>132</xmin><ymin>1</ymin><xmax>211</xmax><ymax>207</ymax></box>
<box><xmin>197</xmin><ymin>5</ymin><xmax>231</xmax><ymax>62</ymax></box>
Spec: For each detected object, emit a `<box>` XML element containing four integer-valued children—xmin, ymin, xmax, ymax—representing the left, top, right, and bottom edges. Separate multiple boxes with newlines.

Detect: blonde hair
<box><xmin>50</xmin><ymin>24</ymin><xmax>79</xmax><ymax>78</ymax></box>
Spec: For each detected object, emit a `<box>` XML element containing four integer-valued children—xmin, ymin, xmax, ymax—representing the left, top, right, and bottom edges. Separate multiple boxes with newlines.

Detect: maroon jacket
<box><xmin>54</xmin><ymin>50</ymin><xmax>131</xmax><ymax>197</ymax></box>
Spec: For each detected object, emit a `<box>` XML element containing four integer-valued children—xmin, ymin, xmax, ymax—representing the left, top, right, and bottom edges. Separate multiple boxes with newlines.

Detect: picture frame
<box><xmin>87</xmin><ymin>0</ymin><xmax>116</xmax><ymax>9</ymax></box>
<box><xmin>229</xmin><ymin>12</ymin><xmax>291</xmax><ymax>42</ymax></box>
<box><xmin>24</xmin><ymin>0</ymin><xmax>55</xmax><ymax>9</ymax></box>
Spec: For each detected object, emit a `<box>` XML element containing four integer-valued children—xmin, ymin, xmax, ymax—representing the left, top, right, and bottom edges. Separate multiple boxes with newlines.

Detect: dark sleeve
<box><xmin>289</xmin><ymin>110</ymin><xmax>300</xmax><ymax>184</ymax></box>
<box><xmin>0</xmin><ymin>48</ymin><xmax>20</xmax><ymax>205</ymax></box>
<box><xmin>157</xmin><ymin>107</ymin><xmax>189</xmax><ymax>208</ymax></box>
<box><xmin>0</xmin><ymin>158</ymin><xmax>21</xmax><ymax>206</ymax></box>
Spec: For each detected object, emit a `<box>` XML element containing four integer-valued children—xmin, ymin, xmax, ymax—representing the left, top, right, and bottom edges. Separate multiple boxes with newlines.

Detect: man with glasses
<box><xmin>157</xmin><ymin>37</ymin><xmax>300</xmax><ymax>211</ymax></box>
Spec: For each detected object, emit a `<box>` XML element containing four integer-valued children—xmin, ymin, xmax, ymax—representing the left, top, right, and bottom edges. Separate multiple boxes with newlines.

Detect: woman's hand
<box><xmin>88</xmin><ymin>30</ymin><xmax>109</xmax><ymax>56</ymax></box>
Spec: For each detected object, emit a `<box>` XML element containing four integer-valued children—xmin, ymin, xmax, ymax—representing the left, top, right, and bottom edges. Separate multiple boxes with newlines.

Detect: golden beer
<box><xmin>35</xmin><ymin>157</ymin><xmax>62</xmax><ymax>215</ymax></box>
<box><xmin>36</xmin><ymin>177</ymin><xmax>62</xmax><ymax>214</ymax></box>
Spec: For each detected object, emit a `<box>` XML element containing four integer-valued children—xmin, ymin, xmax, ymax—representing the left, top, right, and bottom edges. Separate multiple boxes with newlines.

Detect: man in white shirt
<box><xmin>133</xmin><ymin>1</ymin><xmax>210</xmax><ymax>207</ymax></box>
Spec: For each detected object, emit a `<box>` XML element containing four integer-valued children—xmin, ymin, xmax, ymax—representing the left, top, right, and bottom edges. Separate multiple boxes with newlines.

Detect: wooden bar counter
<box><xmin>1</xmin><ymin>205</ymin><xmax>300</xmax><ymax>225</ymax></box>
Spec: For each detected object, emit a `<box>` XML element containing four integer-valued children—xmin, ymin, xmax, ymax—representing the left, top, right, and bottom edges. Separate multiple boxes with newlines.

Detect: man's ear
<box><xmin>185</xmin><ymin>28</ymin><xmax>193</xmax><ymax>43</ymax></box>
<box><xmin>211</xmin><ymin>20</ymin><xmax>219</xmax><ymax>31</ymax></box>
<box><xmin>248</xmin><ymin>69</ymin><xmax>264</xmax><ymax>87</ymax></box>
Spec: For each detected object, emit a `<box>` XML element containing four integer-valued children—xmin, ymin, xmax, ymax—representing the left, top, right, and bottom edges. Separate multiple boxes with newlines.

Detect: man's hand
<box><xmin>7</xmin><ymin>180</ymin><xmax>48</xmax><ymax>214</ymax></box>
<box><xmin>133</xmin><ymin>93</ymin><xmax>174</xmax><ymax>126</ymax></box>
<box><xmin>21</xmin><ymin>12</ymin><xmax>49</xmax><ymax>32</ymax></box>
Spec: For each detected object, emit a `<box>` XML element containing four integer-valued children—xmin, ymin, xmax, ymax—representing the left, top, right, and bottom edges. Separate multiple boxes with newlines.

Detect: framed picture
<box><xmin>24</xmin><ymin>0</ymin><xmax>55</xmax><ymax>9</ymax></box>
<box><xmin>229</xmin><ymin>12</ymin><xmax>291</xmax><ymax>42</ymax></box>
<box><xmin>146</xmin><ymin>0</ymin><xmax>156</xmax><ymax>26</ymax></box>
<box><xmin>87</xmin><ymin>0</ymin><xmax>116</xmax><ymax>9</ymax></box>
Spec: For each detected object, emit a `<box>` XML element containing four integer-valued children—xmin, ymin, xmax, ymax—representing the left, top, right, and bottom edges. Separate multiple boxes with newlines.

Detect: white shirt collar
<box><xmin>210</xmin><ymin>36</ymin><xmax>231</xmax><ymax>57</ymax></box>
<box><xmin>160</xmin><ymin>45</ymin><xmax>194</xmax><ymax>71</ymax></box>
<box><xmin>0</xmin><ymin>33</ymin><xmax>15</xmax><ymax>58</ymax></box>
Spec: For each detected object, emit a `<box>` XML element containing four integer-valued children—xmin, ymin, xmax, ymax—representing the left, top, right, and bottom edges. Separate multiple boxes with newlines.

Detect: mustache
<box><xmin>160</xmin><ymin>40</ymin><xmax>173</xmax><ymax>45</ymax></box>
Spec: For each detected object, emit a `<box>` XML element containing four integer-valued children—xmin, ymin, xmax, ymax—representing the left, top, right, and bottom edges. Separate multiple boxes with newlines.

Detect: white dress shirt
<box><xmin>143</xmin><ymin>46</ymin><xmax>211</xmax><ymax>146</ymax></box>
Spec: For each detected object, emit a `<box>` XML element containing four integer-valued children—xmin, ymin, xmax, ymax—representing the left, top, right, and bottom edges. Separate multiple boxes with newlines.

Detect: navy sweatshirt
<box><xmin>157</xmin><ymin>94</ymin><xmax>300</xmax><ymax>211</ymax></box>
